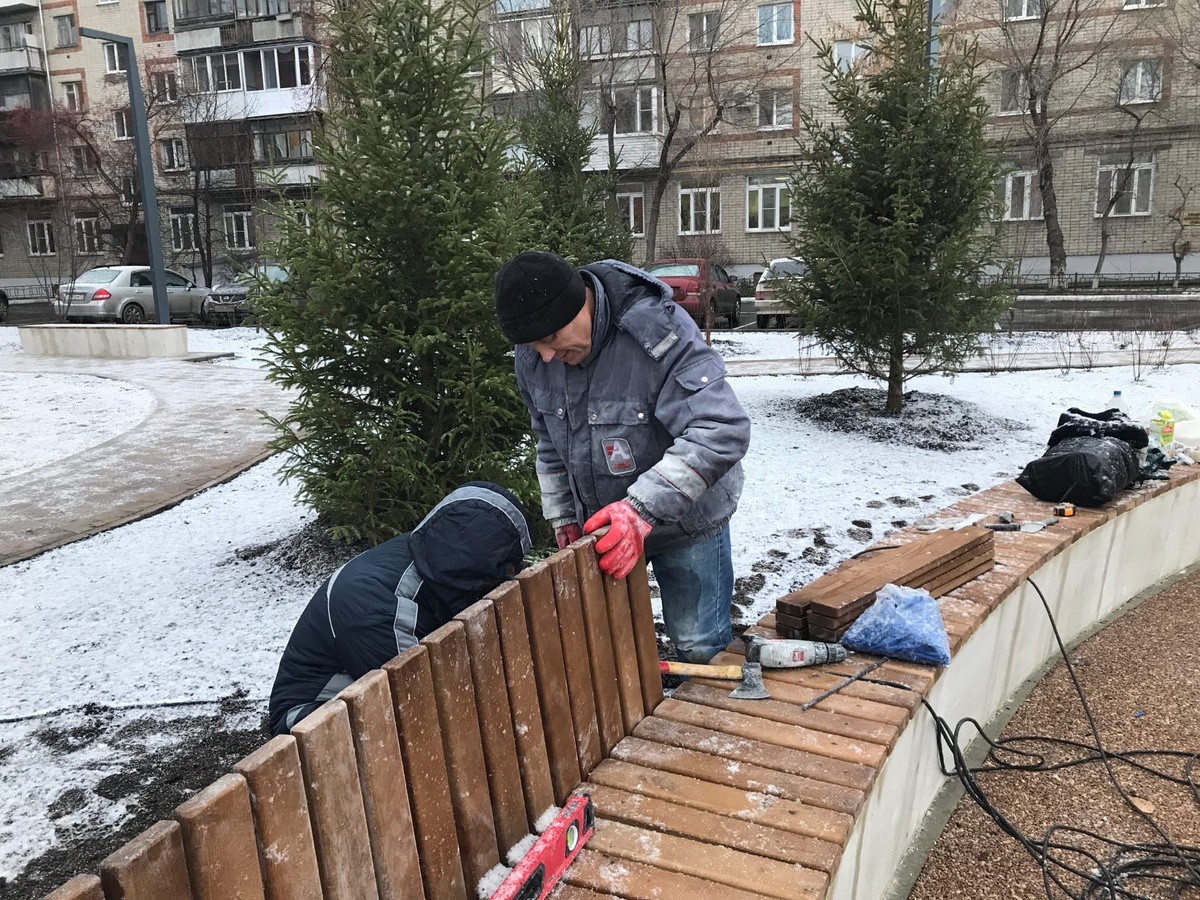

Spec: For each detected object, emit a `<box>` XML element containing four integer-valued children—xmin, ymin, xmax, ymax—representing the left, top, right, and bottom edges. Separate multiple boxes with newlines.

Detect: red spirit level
<box><xmin>492</xmin><ymin>794</ymin><xmax>595</xmax><ymax>900</ymax></box>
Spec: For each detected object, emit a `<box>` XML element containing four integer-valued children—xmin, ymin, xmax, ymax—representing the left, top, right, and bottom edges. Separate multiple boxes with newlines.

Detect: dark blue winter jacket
<box><xmin>268</xmin><ymin>482</ymin><xmax>531</xmax><ymax>735</ymax></box>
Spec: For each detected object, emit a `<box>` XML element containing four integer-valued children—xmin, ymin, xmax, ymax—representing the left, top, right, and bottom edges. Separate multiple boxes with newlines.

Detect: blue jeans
<box><xmin>648</xmin><ymin>525</ymin><xmax>733</xmax><ymax>664</ymax></box>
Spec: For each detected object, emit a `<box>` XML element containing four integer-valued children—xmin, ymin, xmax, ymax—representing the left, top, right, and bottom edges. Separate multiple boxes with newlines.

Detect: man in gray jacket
<box><xmin>494</xmin><ymin>251</ymin><xmax>751</xmax><ymax>663</ymax></box>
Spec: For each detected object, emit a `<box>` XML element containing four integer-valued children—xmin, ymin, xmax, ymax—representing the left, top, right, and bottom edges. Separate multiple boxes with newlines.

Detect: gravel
<box><xmin>909</xmin><ymin>567</ymin><xmax>1200</xmax><ymax>900</ymax></box>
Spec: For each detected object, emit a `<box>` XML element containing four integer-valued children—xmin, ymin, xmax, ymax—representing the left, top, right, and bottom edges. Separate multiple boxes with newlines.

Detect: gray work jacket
<box><xmin>515</xmin><ymin>260</ymin><xmax>751</xmax><ymax>556</ymax></box>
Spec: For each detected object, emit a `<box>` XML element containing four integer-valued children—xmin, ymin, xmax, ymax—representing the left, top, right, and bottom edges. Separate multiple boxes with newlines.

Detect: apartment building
<box><xmin>0</xmin><ymin>0</ymin><xmax>321</xmax><ymax>289</ymax></box>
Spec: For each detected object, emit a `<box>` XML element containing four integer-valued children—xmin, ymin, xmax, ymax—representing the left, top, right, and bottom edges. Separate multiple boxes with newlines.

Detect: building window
<box><xmin>996</xmin><ymin>169</ymin><xmax>1042</xmax><ymax>220</ymax></box>
<box><xmin>613</xmin><ymin>85</ymin><xmax>656</xmax><ymax>134</ymax></box>
<box><xmin>54</xmin><ymin>14</ymin><xmax>77</xmax><ymax>48</ymax></box>
<box><xmin>747</xmin><ymin>176</ymin><xmax>790</xmax><ymax>231</ymax></box>
<box><xmin>224</xmin><ymin>208</ymin><xmax>254</xmax><ymax>249</ymax></box>
<box><xmin>617</xmin><ymin>191</ymin><xmax>645</xmax><ymax>236</ymax></box>
<box><xmin>74</xmin><ymin>216</ymin><xmax>102</xmax><ymax>254</ymax></box>
<box><xmin>71</xmin><ymin>145</ymin><xmax>99</xmax><ymax>173</ymax></box>
<box><xmin>581</xmin><ymin>25</ymin><xmax>608</xmax><ymax>57</ymax></box>
<box><xmin>679</xmin><ymin>185</ymin><xmax>720</xmax><ymax>234</ymax></box>
<box><xmin>104</xmin><ymin>42</ymin><xmax>127</xmax><ymax>74</ymax></box>
<box><xmin>243</xmin><ymin>45</ymin><xmax>313</xmax><ymax>91</ymax></box>
<box><xmin>757</xmin><ymin>89</ymin><xmax>792</xmax><ymax>129</ymax></box>
<box><xmin>119</xmin><ymin>175</ymin><xmax>138</xmax><ymax>206</ymax></box>
<box><xmin>27</xmin><ymin>220</ymin><xmax>56</xmax><ymax>256</ymax></box>
<box><xmin>1123</xmin><ymin>0</ymin><xmax>1164</xmax><ymax>7</ymax></box>
<box><xmin>253</xmin><ymin>126</ymin><xmax>313</xmax><ymax>162</ymax></box>
<box><xmin>688</xmin><ymin>12</ymin><xmax>721</xmax><ymax>52</ymax></box>
<box><xmin>1002</xmin><ymin>0</ymin><xmax>1042</xmax><ymax>20</ymax></box>
<box><xmin>63</xmin><ymin>81</ymin><xmax>83</xmax><ymax>112</ymax></box>
<box><xmin>114</xmin><ymin>108</ymin><xmax>134</xmax><ymax>139</ymax></box>
<box><xmin>170</xmin><ymin>210</ymin><xmax>197</xmax><ymax>251</ymax></box>
<box><xmin>152</xmin><ymin>71</ymin><xmax>179</xmax><ymax>102</ymax></box>
<box><xmin>624</xmin><ymin>19</ymin><xmax>652</xmax><ymax>52</ymax></box>
<box><xmin>497</xmin><ymin>17</ymin><xmax>553</xmax><ymax>61</ymax></box>
<box><xmin>832</xmin><ymin>39</ymin><xmax>870</xmax><ymax>74</ymax></box>
<box><xmin>145</xmin><ymin>0</ymin><xmax>169</xmax><ymax>34</ymax></box>
<box><xmin>161</xmin><ymin>137</ymin><xmax>188</xmax><ymax>171</ymax></box>
<box><xmin>1119</xmin><ymin>59</ymin><xmax>1161</xmax><ymax>104</ymax></box>
<box><xmin>999</xmin><ymin>69</ymin><xmax>1028</xmax><ymax>114</ymax></box>
<box><xmin>189</xmin><ymin>52</ymin><xmax>242</xmax><ymax>92</ymax></box>
<box><xmin>758</xmin><ymin>3</ymin><xmax>793</xmax><ymax>45</ymax></box>
<box><xmin>1096</xmin><ymin>155</ymin><xmax>1153</xmax><ymax>217</ymax></box>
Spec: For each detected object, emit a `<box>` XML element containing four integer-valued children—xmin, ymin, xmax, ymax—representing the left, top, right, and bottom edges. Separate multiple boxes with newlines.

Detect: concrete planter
<box><xmin>18</xmin><ymin>324</ymin><xmax>189</xmax><ymax>359</ymax></box>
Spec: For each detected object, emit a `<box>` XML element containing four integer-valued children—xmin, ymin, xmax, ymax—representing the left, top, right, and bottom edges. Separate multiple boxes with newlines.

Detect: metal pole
<box><xmin>79</xmin><ymin>28</ymin><xmax>169</xmax><ymax>325</ymax></box>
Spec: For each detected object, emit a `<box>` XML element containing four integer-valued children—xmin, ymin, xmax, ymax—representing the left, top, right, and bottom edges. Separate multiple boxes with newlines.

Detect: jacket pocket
<box><xmin>589</xmin><ymin>400</ymin><xmax>654</xmax><ymax>479</ymax></box>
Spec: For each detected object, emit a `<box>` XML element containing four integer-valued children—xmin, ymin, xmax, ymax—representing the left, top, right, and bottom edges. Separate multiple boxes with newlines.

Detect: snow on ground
<box><xmin>0</xmin><ymin>373</ymin><xmax>155</xmax><ymax>479</ymax></box>
<box><xmin>2</xmin><ymin>324</ymin><xmax>1199</xmax><ymax>882</ymax></box>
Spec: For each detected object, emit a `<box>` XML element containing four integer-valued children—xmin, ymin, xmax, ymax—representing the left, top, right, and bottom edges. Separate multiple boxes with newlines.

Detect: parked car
<box><xmin>202</xmin><ymin>264</ymin><xmax>289</xmax><ymax>325</ymax></box>
<box><xmin>754</xmin><ymin>257</ymin><xmax>807</xmax><ymax>329</ymax></box>
<box><xmin>644</xmin><ymin>259</ymin><xmax>741</xmax><ymax>327</ymax></box>
<box><xmin>54</xmin><ymin>266</ymin><xmax>209</xmax><ymax>324</ymax></box>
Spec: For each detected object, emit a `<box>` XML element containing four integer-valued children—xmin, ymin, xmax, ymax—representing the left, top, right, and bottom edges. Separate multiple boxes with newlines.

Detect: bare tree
<box><xmin>1166</xmin><ymin>175</ymin><xmax>1194</xmax><ymax>289</ymax></box>
<box><xmin>969</xmin><ymin>0</ymin><xmax>1128</xmax><ymax>278</ymax></box>
<box><xmin>1092</xmin><ymin>103</ymin><xmax>1151</xmax><ymax>288</ymax></box>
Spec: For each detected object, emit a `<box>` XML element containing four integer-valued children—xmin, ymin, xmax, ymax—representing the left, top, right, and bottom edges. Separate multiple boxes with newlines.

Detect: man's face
<box><xmin>527</xmin><ymin>291</ymin><xmax>594</xmax><ymax>366</ymax></box>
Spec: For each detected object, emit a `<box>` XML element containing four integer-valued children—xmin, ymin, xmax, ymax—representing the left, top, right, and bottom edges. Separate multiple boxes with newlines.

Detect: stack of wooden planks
<box><xmin>775</xmin><ymin>527</ymin><xmax>995</xmax><ymax>641</ymax></box>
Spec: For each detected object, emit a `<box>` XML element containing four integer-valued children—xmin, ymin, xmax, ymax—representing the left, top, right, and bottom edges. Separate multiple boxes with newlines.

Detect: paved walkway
<box><xmin>725</xmin><ymin>345</ymin><xmax>1200</xmax><ymax>376</ymax></box>
<box><xmin>0</xmin><ymin>352</ymin><xmax>292</xmax><ymax>566</ymax></box>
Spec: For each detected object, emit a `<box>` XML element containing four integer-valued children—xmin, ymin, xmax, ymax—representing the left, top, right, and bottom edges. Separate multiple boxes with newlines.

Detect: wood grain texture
<box><xmin>572</xmin><ymin>543</ymin><xmax>624</xmax><ymax>757</ymax></box>
<box><xmin>173</xmin><ymin>774</ymin><xmax>266</xmax><ymax>900</ymax></box>
<box><xmin>233</xmin><ymin>736</ymin><xmax>324</xmax><ymax>900</ymax></box>
<box><xmin>626</xmin><ymin>556</ymin><xmax>664</xmax><ymax>715</ymax></box>
<box><xmin>548</xmin><ymin>549</ymin><xmax>602</xmax><ymax>777</ymax></box>
<box><xmin>291</xmin><ymin>700</ymin><xmax>380</xmax><ymax>900</ymax></box>
<box><xmin>99</xmin><ymin>820</ymin><xmax>194</xmax><ymax>900</ymax></box>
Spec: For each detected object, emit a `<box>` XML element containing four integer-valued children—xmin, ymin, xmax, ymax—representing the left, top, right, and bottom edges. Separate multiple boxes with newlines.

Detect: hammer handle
<box><xmin>659</xmin><ymin>661</ymin><xmax>745</xmax><ymax>680</ymax></box>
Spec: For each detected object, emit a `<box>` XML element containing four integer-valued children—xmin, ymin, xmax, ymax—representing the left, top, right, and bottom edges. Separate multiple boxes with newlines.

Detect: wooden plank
<box><xmin>455</xmin><ymin>598</ymin><xmax>528</xmax><ymax>855</ymax></box>
<box><xmin>174</xmin><ymin>774</ymin><xmax>266</xmax><ymax>900</ymax></box>
<box><xmin>565</xmin><ymin>849</ymin><xmax>772</xmax><ymax>900</ymax></box>
<box><xmin>384</xmin><ymin>646</ymin><xmax>468</xmax><ymax>900</ymax></box>
<box><xmin>598</xmin><ymin>556</ymin><xmax>643</xmax><ymax>734</ymax></box>
<box><xmin>423</xmin><ymin>622</ymin><xmax>502</xmax><ymax>891</ymax></box>
<box><xmin>550</xmin><ymin>885</ymin><xmax>618</xmax><ymax>900</ymax></box>
<box><xmin>548</xmin><ymin>549</ymin><xmax>603</xmax><ymax>777</ymax></box>
<box><xmin>490</xmin><ymin>582</ymin><xmax>556</xmax><ymax>828</ymax></box>
<box><xmin>626</xmin><ymin>556</ymin><xmax>664</xmax><ymax>715</ymax></box>
<box><xmin>234</xmin><ymin>736</ymin><xmax>323</xmax><ymax>900</ymax></box>
<box><xmin>926</xmin><ymin>557</ymin><xmax>996</xmax><ymax>598</ymax></box>
<box><xmin>517</xmin><ymin>562</ymin><xmax>583</xmax><ymax>805</ymax></box>
<box><xmin>573</xmin><ymin>543</ymin><xmax>624</xmax><ymax>757</ymax></box>
<box><xmin>674</xmin><ymin>682</ymin><xmax>899</xmax><ymax>748</ymax></box>
<box><xmin>44</xmin><ymin>875</ymin><xmax>103</xmax><ymax>900</ymax></box>
<box><xmin>587</xmin><ymin>819</ymin><xmax>826</xmax><ymax>900</ymax></box>
<box><xmin>610</xmin><ymin>731</ymin><xmax>862</xmax><ymax>817</ymax></box>
<box><xmin>99</xmin><ymin>820</ymin><xmax>194</xmax><ymax>900</ymax></box>
<box><xmin>583</xmin><ymin>783</ymin><xmax>840</xmax><ymax>874</ymax></box>
<box><xmin>588</xmin><ymin>758</ymin><xmax>850</xmax><ymax>845</ymax></box>
<box><xmin>339</xmin><ymin>670</ymin><xmax>424</xmax><ymax>900</ymax></box>
<box><xmin>291</xmin><ymin>699</ymin><xmax>380</xmax><ymax>900</ymax></box>
<box><xmin>650</xmin><ymin>701</ymin><xmax>878</xmax><ymax>789</ymax></box>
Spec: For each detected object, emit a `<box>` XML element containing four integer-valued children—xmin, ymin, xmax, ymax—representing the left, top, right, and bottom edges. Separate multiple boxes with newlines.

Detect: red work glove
<box><xmin>584</xmin><ymin>500</ymin><xmax>653</xmax><ymax>579</ymax></box>
<box><xmin>554</xmin><ymin>522</ymin><xmax>583</xmax><ymax>549</ymax></box>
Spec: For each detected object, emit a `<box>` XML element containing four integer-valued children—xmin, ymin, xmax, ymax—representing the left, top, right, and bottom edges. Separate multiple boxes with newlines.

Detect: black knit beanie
<box><xmin>494</xmin><ymin>251</ymin><xmax>587</xmax><ymax>344</ymax></box>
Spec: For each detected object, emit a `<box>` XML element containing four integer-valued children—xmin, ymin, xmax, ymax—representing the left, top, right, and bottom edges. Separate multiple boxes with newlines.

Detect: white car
<box><xmin>754</xmin><ymin>257</ymin><xmax>806</xmax><ymax>329</ymax></box>
<box><xmin>54</xmin><ymin>266</ymin><xmax>209</xmax><ymax>324</ymax></box>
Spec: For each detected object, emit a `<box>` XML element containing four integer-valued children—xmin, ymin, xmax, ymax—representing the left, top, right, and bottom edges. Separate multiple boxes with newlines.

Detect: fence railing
<box><xmin>987</xmin><ymin>271</ymin><xmax>1200</xmax><ymax>294</ymax></box>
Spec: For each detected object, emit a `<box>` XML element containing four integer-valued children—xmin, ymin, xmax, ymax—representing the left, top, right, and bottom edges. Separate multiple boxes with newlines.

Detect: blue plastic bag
<box><xmin>841</xmin><ymin>583</ymin><xmax>951</xmax><ymax>667</ymax></box>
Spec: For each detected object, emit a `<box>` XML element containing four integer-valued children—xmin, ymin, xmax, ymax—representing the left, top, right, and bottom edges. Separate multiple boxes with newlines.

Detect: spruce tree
<box><xmin>255</xmin><ymin>0</ymin><xmax>537</xmax><ymax>542</ymax></box>
<box><xmin>509</xmin><ymin>22</ymin><xmax>633</xmax><ymax>265</ymax></box>
<box><xmin>784</xmin><ymin>0</ymin><xmax>1011</xmax><ymax>413</ymax></box>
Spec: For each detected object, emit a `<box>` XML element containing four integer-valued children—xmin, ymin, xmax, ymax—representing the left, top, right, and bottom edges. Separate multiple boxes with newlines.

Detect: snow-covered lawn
<box><xmin>2</xmin><ymin>323</ymin><xmax>1198</xmax><ymax>887</ymax></box>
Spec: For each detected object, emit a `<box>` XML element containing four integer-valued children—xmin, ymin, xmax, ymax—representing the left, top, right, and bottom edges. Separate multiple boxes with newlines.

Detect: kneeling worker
<box><xmin>268</xmin><ymin>482</ymin><xmax>531</xmax><ymax>734</ymax></box>
<box><xmin>495</xmin><ymin>251</ymin><xmax>751</xmax><ymax>664</ymax></box>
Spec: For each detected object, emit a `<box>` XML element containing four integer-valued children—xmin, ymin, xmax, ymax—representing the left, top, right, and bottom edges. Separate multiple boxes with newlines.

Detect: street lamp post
<box><xmin>78</xmin><ymin>28</ymin><xmax>170</xmax><ymax>325</ymax></box>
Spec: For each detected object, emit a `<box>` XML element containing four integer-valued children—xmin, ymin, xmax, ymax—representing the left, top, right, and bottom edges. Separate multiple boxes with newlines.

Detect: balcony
<box><xmin>0</xmin><ymin>174</ymin><xmax>46</xmax><ymax>199</ymax></box>
<box><xmin>585</xmin><ymin>132</ymin><xmax>662</xmax><ymax>172</ymax></box>
<box><xmin>173</xmin><ymin>0</ymin><xmax>296</xmax><ymax>30</ymax></box>
<box><xmin>0</xmin><ymin>0</ymin><xmax>38</xmax><ymax>12</ymax></box>
<box><xmin>0</xmin><ymin>91</ymin><xmax>31</xmax><ymax>110</ymax></box>
<box><xmin>0</xmin><ymin>37</ymin><xmax>43</xmax><ymax>77</ymax></box>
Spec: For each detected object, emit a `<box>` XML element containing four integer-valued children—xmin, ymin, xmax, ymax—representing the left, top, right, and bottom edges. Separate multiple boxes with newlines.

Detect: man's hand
<box><xmin>554</xmin><ymin>522</ymin><xmax>583</xmax><ymax>549</ymax></box>
<box><xmin>584</xmin><ymin>501</ymin><xmax>653</xmax><ymax>579</ymax></box>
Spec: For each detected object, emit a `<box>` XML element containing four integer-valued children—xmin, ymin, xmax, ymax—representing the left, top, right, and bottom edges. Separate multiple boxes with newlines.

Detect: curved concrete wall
<box><xmin>829</xmin><ymin>475</ymin><xmax>1200</xmax><ymax>900</ymax></box>
<box><xmin>19</xmin><ymin>325</ymin><xmax>189</xmax><ymax>358</ymax></box>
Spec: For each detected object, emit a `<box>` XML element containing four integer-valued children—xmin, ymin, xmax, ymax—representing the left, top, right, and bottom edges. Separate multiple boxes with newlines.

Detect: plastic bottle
<box><xmin>1108</xmin><ymin>390</ymin><xmax>1127</xmax><ymax>414</ymax></box>
<box><xmin>1156</xmin><ymin>410</ymin><xmax>1176</xmax><ymax>449</ymax></box>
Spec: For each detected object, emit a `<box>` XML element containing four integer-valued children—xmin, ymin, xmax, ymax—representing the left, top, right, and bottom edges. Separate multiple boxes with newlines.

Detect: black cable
<box><xmin>861</xmin><ymin>575</ymin><xmax>1200</xmax><ymax>899</ymax></box>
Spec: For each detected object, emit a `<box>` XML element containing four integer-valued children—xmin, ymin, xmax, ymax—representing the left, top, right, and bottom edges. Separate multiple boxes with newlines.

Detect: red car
<box><xmin>644</xmin><ymin>258</ymin><xmax>742</xmax><ymax>327</ymax></box>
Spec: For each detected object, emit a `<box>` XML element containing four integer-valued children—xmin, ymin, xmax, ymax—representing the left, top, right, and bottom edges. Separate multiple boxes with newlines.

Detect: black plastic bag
<box><xmin>1048</xmin><ymin>407</ymin><xmax>1149</xmax><ymax>449</ymax></box>
<box><xmin>1016</xmin><ymin>435</ymin><xmax>1138</xmax><ymax>506</ymax></box>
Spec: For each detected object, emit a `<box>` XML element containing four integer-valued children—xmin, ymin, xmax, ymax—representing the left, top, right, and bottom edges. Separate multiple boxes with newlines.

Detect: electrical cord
<box><xmin>860</xmin><ymin>575</ymin><xmax>1200</xmax><ymax>900</ymax></box>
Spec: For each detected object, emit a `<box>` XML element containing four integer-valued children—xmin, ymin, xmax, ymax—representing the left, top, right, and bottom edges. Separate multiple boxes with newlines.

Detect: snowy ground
<box><xmin>1</xmin><ymin>324</ymin><xmax>1199</xmax><ymax>892</ymax></box>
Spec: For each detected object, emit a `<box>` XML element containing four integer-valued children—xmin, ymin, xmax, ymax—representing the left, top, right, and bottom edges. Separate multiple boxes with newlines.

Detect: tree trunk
<box><xmin>885</xmin><ymin>329</ymin><xmax>905</xmax><ymax>414</ymax></box>
<box><xmin>644</xmin><ymin>173</ymin><xmax>670</xmax><ymax>263</ymax></box>
<box><xmin>1174</xmin><ymin>253</ymin><xmax>1184</xmax><ymax>289</ymax></box>
<box><xmin>1031</xmin><ymin>116</ymin><xmax>1067</xmax><ymax>279</ymax></box>
<box><xmin>1092</xmin><ymin>222</ymin><xmax>1110</xmax><ymax>290</ymax></box>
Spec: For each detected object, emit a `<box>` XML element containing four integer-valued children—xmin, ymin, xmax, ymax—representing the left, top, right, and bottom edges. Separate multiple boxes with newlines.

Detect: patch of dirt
<box><xmin>233</xmin><ymin>519</ymin><xmax>369</xmax><ymax>579</ymax></box>
<box><xmin>733</xmin><ymin>572</ymin><xmax>767</xmax><ymax>609</ymax></box>
<box><xmin>791</xmin><ymin>387</ymin><xmax>1028</xmax><ymax>452</ymax></box>
<box><xmin>2</xmin><ymin>702</ymin><xmax>268</xmax><ymax>900</ymax></box>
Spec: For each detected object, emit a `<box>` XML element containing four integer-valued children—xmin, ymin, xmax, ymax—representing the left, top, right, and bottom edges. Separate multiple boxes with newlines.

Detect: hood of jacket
<box><xmin>406</xmin><ymin>482</ymin><xmax>532</xmax><ymax>593</ymax></box>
